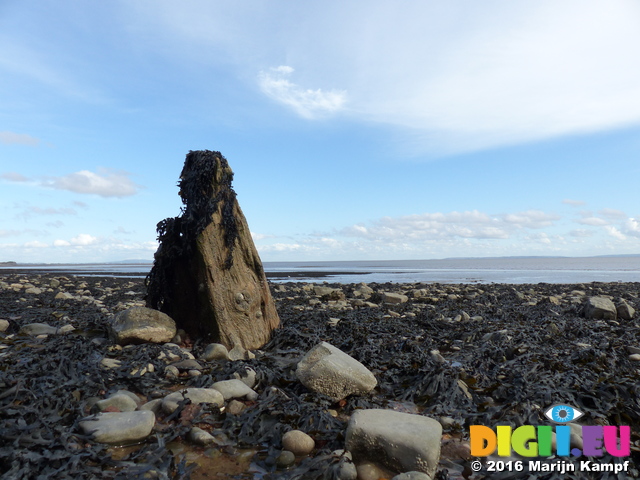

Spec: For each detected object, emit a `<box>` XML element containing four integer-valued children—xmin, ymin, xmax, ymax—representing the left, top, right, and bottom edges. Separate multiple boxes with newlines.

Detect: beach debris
<box><xmin>109</xmin><ymin>306</ymin><xmax>176</xmax><ymax>345</ymax></box>
<box><xmin>345</xmin><ymin>409</ymin><xmax>442</xmax><ymax>478</ymax></box>
<box><xmin>296</xmin><ymin>341</ymin><xmax>378</xmax><ymax>401</ymax></box>
<box><xmin>582</xmin><ymin>296</ymin><xmax>617</xmax><ymax>319</ymax></box>
<box><xmin>145</xmin><ymin>150</ymin><xmax>280</xmax><ymax>351</ymax></box>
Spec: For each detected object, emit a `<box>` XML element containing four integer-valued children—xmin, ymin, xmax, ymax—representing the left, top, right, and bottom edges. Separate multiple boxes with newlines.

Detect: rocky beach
<box><xmin>1</xmin><ymin>272</ymin><xmax>639</xmax><ymax>479</ymax></box>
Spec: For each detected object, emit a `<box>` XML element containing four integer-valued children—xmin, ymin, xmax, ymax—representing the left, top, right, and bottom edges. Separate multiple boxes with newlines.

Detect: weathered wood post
<box><xmin>145</xmin><ymin>150</ymin><xmax>279</xmax><ymax>351</ymax></box>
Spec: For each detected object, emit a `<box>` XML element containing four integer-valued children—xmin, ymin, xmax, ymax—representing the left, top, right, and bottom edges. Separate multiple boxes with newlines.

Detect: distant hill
<box><xmin>0</xmin><ymin>261</ymin><xmax>17</xmax><ymax>265</ymax></box>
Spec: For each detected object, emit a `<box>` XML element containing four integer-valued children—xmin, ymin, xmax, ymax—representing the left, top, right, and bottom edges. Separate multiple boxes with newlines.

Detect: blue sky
<box><xmin>2</xmin><ymin>0</ymin><xmax>640</xmax><ymax>263</ymax></box>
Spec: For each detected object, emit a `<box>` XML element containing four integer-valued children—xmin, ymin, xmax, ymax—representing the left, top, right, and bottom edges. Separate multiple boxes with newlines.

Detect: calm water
<box><xmin>2</xmin><ymin>256</ymin><xmax>640</xmax><ymax>284</ymax></box>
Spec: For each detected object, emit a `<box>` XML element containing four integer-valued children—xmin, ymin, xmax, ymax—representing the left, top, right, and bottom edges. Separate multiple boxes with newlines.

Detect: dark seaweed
<box><xmin>1</xmin><ymin>274</ymin><xmax>639</xmax><ymax>479</ymax></box>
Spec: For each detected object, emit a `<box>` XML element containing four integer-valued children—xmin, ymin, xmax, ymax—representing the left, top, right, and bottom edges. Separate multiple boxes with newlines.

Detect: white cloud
<box><xmin>605</xmin><ymin>226</ymin><xmax>626</xmax><ymax>240</ymax></box>
<box><xmin>258</xmin><ymin>66</ymin><xmax>347</xmax><ymax>119</ymax></box>
<box><xmin>501</xmin><ymin>210</ymin><xmax>560</xmax><ymax>229</ymax></box>
<box><xmin>578</xmin><ymin>217</ymin><xmax>610</xmax><ymax>226</ymax></box>
<box><xmin>45</xmin><ymin>168</ymin><xmax>141</xmax><ymax>198</ymax></box>
<box><xmin>24</xmin><ymin>240</ymin><xmax>48</xmax><ymax>248</ymax></box>
<box><xmin>0</xmin><ymin>131</ymin><xmax>40</xmax><ymax>146</ymax></box>
<box><xmin>623</xmin><ymin>218</ymin><xmax>640</xmax><ymax>237</ymax></box>
<box><xmin>53</xmin><ymin>239</ymin><xmax>71</xmax><ymax>247</ymax></box>
<box><xmin>70</xmin><ymin>233</ymin><xmax>98</xmax><ymax>246</ymax></box>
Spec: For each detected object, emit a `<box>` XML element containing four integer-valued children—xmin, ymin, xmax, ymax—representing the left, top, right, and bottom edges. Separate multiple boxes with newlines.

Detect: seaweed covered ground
<box><xmin>1</xmin><ymin>273</ymin><xmax>639</xmax><ymax>479</ymax></box>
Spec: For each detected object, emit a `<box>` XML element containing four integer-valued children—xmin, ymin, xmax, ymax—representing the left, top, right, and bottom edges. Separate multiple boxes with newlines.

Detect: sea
<box><xmin>2</xmin><ymin>256</ymin><xmax>640</xmax><ymax>284</ymax></box>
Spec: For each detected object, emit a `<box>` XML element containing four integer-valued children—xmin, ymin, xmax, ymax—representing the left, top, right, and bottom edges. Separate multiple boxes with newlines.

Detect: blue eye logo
<box><xmin>544</xmin><ymin>404</ymin><xmax>584</xmax><ymax>423</ymax></box>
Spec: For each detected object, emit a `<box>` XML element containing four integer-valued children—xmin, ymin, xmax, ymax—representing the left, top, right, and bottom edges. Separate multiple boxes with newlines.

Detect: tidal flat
<box><xmin>1</xmin><ymin>273</ymin><xmax>639</xmax><ymax>479</ymax></box>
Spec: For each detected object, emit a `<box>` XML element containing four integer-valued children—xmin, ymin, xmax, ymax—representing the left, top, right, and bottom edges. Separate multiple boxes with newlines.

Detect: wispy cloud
<box><xmin>139</xmin><ymin>1</ymin><xmax>640</xmax><ymax>154</ymax></box>
<box><xmin>0</xmin><ymin>132</ymin><xmax>40</xmax><ymax>146</ymax></box>
<box><xmin>3</xmin><ymin>168</ymin><xmax>142</xmax><ymax>198</ymax></box>
<box><xmin>1</xmin><ymin>172</ymin><xmax>30</xmax><ymax>182</ymax></box>
<box><xmin>258</xmin><ymin>66</ymin><xmax>347</xmax><ymax>119</ymax></box>
<box><xmin>340</xmin><ymin>210</ymin><xmax>560</xmax><ymax>243</ymax></box>
<box><xmin>45</xmin><ymin>169</ymin><xmax>141</xmax><ymax>198</ymax></box>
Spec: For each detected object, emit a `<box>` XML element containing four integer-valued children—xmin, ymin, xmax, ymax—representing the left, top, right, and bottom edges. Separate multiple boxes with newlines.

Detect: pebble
<box><xmin>225</xmin><ymin>399</ymin><xmax>246</xmax><ymax>415</ymax></box>
<box><xmin>162</xmin><ymin>388</ymin><xmax>224</xmax><ymax>414</ymax></box>
<box><xmin>233</xmin><ymin>367</ymin><xmax>257</xmax><ymax>388</ymax></box>
<box><xmin>189</xmin><ymin>426</ymin><xmax>217</xmax><ymax>446</ymax></box>
<box><xmin>211</xmin><ymin>379</ymin><xmax>258</xmax><ymax>401</ymax></box>
<box><xmin>0</xmin><ymin>319</ymin><xmax>9</xmax><ymax>332</ymax></box>
<box><xmin>629</xmin><ymin>354</ymin><xmax>640</xmax><ymax>362</ymax></box>
<box><xmin>281</xmin><ymin>429</ymin><xmax>315</xmax><ymax>455</ymax></box>
<box><xmin>276</xmin><ymin>450</ymin><xmax>296</xmax><ymax>468</ymax></box>
<box><xmin>201</xmin><ymin>343</ymin><xmax>229</xmax><ymax>361</ymax></box>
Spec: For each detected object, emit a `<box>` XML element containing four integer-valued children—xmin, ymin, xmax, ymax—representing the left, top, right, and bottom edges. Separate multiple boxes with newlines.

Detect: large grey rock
<box><xmin>162</xmin><ymin>388</ymin><xmax>224</xmax><ymax>414</ymax></box>
<box><xmin>296</xmin><ymin>342</ymin><xmax>377</xmax><ymax>401</ymax></box>
<box><xmin>211</xmin><ymin>379</ymin><xmax>258</xmax><ymax>401</ymax></box>
<box><xmin>583</xmin><ymin>297</ymin><xmax>617</xmax><ymax>320</ymax></box>
<box><xmin>616</xmin><ymin>300</ymin><xmax>635</xmax><ymax>320</ymax></box>
<box><xmin>79</xmin><ymin>410</ymin><xmax>155</xmax><ymax>444</ymax></box>
<box><xmin>345</xmin><ymin>409</ymin><xmax>442</xmax><ymax>478</ymax></box>
<box><xmin>109</xmin><ymin>307</ymin><xmax>176</xmax><ymax>345</ymax></box>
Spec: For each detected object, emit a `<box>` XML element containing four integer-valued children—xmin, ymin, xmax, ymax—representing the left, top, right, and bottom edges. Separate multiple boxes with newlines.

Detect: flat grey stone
<box><xmin>381</xmin><ymin>292</ymin><xmax>408</xmax><ymax>304</ymax></box>
<box><xmin>296</xmin><ymin>342</ymin><xmax>377</xmax><ymax>401</ymax></box>
<box><xmin>162</xmin><ymin>388</ymin><xmax>224</xmax><ymax>414</ymax></box>
<box><xmin>346</xmin><ymin>409</ymin><xmax>442</xmax><ymax>478</ymax></box>
<box><xmin>211</xmin><ymin>379</ymin><xmax>258</xmax><ymax>401</ymax></box>
<box><xmin>19</xmin><ymin>323</ymin><xmax>59</xmax><ymax>336</ymax></box>
<box><xmin>79</xmin><ymin>410</ymin><xmax>155</xmax><ymax>444</ymax></box>
<box><xmin>109</xmin><ymin>306</ymin><xmax>176</xmax><ymax>345</ymax></box>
